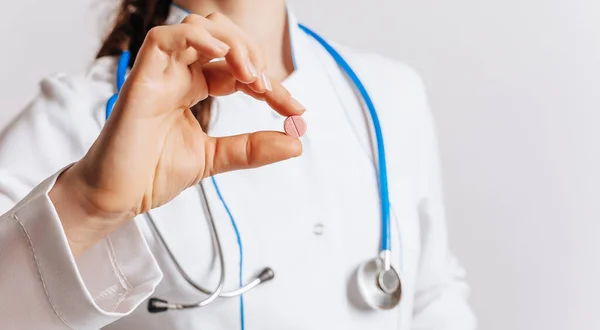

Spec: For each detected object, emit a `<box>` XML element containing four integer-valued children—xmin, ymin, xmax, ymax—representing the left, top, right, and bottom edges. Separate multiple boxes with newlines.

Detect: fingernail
<box><xmin>246</xmin><ymin>58</ymin><xmax>259</xmax><ymax>78</ymax></box>
<box><xmin>290</xmin><ymin>97</ymin><xmax>305</xmax><ymax>112</ymax></box>
<box><xmin>209</xmin><ymin>38</ymin><xmax>230</xmax><ymax>53</ymax></box>
<box><xmin>262</xmin><ymin>72</ymin><xmax>272</xmax><ymax>91</ymax></box>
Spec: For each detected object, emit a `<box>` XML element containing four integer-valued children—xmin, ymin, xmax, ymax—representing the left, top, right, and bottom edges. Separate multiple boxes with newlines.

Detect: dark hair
<box><xmin>97</xmin><ymin>0</ymin><xmax>213</xmax><ymax>130</ymax></box>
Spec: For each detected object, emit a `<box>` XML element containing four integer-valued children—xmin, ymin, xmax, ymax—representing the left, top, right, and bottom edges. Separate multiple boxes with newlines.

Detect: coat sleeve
<box><xmin>411</xmin><ymin>83</ymin><xmax>477</xmax><ymax>330</ymax></box>
<box><xmin>0</xmin><ymin>73</ymin><xmax>162</xmax><ymax>330</ymax></box>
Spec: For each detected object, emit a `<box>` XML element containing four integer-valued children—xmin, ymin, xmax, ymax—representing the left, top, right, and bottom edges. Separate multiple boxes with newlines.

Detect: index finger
<box><xmin>201</xmin><ymin>61</ymin><xmax>306</xmax><ymax>117</ymax></box>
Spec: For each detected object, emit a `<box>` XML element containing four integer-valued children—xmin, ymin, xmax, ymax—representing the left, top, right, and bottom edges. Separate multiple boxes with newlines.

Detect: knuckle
<box><xmin>146</xmin><ymin>26</ymin><xmax>163</xmax><ymax>43</ymax></box>
<box><xmin>206</xmin><ymin>12</ymin><xmax>228</xmax><ymax>22</ymax></box>
<box><xmin>181</xmin><ymin>19</ymin><xmax>211</xmax><ymax>38</ymax></box>
<box><xmin>182</xmin><ymin>13</ymin><xmax>204</xmax><ymax>25</ymax></box>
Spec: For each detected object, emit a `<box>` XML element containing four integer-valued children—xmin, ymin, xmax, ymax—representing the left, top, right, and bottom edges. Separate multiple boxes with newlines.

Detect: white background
<box><xmin>1</xmin><ymin>1</ymin><xmax>599</xmax><ymax>329</ymax></box>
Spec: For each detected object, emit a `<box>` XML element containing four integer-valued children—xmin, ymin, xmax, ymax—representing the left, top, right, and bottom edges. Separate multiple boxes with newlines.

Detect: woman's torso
<box><xmin>112</xmin><ymin>32</ymin><xmax>425</xmax><ymax>328</ymax></box>
<box><xmin>2</xmin><ymin>22</ymin><xmax>428</xmax><ymax>329</ymax></box>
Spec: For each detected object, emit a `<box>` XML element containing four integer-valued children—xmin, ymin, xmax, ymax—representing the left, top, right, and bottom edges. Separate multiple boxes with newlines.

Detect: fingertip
<box><xmin>289</xmin><ymin>97</ymin><xmax>306</xmax><ymax>114</ymax></box>
<box><xmin>246</xmin><ymin>71</ymin><xmax>270</xmax><ymax>93</ymax></box>
<box><xmin>245</xmin><ymin>58</ymin><xmax>260</xmax><ymax>80</ymax></box>
<box><xmin>289</xmin><ymin>96</ymin><xmax>306</xmax><ymax>116</ymax></box>
<box><xmin>261</xmin><ymin>72</ymin><xmax>273</xmax><ymax>91</ymax></box>
<box><xmin>236</xmin><ymin>82</ymin><xmax>266</xmax><ymax>101</ymax></box>
<box><xmin>224</xmin><ymin>56</ymin><xmax>258</xmax><ymax>85</ymax></box>
<box><xmin>258</xmin><ymin>132</ymin><xmax>303</xmax><ymax>162</ymax></box>
<box><xmin>207</xmin><ymin>37</ymin><xmax>231</xmax><ymax>57</ymax></box>
<box><xmin>214</xmin><ymin>48</ymin><xmax>230</xmax><ymax>59</ymax></box>
<box><xmin>262</xmin><ymin>80</ymin><xmax>306</xmax><ymax>117</ymax></box>
<box><xmin>246</xmin><ymin>81</ymin><xmax>267</xmax><ymax>94</ymax></box>
<box><xmin>291</xmin><ymin>138</ymin><xmax>303</xmax><ymax>157</ymax></box>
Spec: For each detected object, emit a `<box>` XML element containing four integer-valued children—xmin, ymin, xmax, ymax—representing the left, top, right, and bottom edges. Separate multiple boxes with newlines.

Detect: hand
<box><xmin>49</xmin><ymin>13</ymin><xmax>305</xmax><ymax>257</ymax></box>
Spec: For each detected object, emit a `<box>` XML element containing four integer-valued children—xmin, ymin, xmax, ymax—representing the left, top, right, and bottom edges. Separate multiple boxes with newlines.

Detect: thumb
<box><xmin>203</xmin><ymin>131</ymin><xmax>303</xmax><ymax>177</ymax></box>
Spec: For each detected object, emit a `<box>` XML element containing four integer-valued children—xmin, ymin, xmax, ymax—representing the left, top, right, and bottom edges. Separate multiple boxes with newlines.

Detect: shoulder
<box><xmin>12</xmin><ymin>56</ymin><xmax>117</xmax><ymax>137</ymax></box>
<box><xmin>0</xmin><ymin>57</ymin><xmax>116</xmax><ymax>186</ymax></box>
<box><xmin>34</xmin><ymin>57</ymin><xmax>116</xmax><ymax>119</ymax></box>
<box><xmin>328</xmin><ymin>44</ymin><xmax>432</xmax><ymax>138</ymax></box>
<box><xmin>13</xmin><ymin>56</ymin><xmax>117</xmax><ymax>140</ymax></box>
<box><xmin>334</xmin><ymin>44</ymin><xmax>427</xmax><ymax>102</ymax></box>
<box><xmin>329</xmin><ymin>43</ymin><xmax>433</xmax><ymax>135</ymax></box>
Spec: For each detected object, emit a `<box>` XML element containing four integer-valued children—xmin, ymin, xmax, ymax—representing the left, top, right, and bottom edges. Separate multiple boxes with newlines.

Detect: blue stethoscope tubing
<box><xmin>106</xmin><ymin>20</ymin><xmax>401</xmax><ymax>322</ymax></box>
<box><xmin>105</xmin><ymin>50</ymin><xmax>130</xmax><ymax>120</ymax></box>
<box><xmin>297</xmin><ymin>24</ymin><xmax>391</xmax><ymax>253</ymax></box>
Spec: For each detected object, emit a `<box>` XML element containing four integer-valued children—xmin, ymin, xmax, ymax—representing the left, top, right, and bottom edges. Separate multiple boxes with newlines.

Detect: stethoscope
<box><xmin>105</xmin><ymin>22</ymin><xmax>402</xmax><ymax>314</ymax></box>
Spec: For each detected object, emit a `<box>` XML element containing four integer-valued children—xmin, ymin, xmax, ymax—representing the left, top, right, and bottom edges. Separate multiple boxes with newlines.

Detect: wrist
<box><xmin>49</xmin><ymin>164</ymin><xmax>131</xmax><ymax>258</ymax></box>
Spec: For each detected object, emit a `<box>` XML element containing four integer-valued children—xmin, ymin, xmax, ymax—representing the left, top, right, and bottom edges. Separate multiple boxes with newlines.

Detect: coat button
<box><xmin>313</xmin><ymin>223</ymin><xmax>324</xmax><ymax>236</ymax></box>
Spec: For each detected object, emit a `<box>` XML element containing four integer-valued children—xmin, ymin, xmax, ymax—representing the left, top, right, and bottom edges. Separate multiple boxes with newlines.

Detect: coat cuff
<box><xmin>12</xmin><ymin>169</ymin><xmax>163</xmax><ymax>329</ymax></box>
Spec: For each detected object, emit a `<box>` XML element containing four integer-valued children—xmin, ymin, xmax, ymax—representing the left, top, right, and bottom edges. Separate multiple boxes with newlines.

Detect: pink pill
<box><xmin>283</xmin><ymin>115</ymin><xmax>307</xmax><ymax>138</ymax></box>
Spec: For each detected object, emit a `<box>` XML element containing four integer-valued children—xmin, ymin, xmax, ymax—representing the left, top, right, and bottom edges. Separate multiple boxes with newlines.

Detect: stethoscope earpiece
<box><xmin>147</xmin><ymin>298</ymin><xmax>170</xmax><ymax>314</ymax></box>
<box><xmin>144</xmin><ymin>185</ymin><xmax>277</xmax><ymax>312</ymax></box>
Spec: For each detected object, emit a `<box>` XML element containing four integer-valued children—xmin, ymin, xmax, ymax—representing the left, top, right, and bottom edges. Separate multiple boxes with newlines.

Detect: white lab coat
<box><xmin>0</xmin><ymin>6</ymin><xmax>476</xmax><ymax>330</ymax></box>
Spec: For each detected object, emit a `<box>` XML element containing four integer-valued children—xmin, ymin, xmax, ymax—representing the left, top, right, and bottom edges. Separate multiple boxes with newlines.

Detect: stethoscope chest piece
<box><xmin>356</xmin><ymin>255</ymin><xmax>402</xmax><ymax>310</ymax></box>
